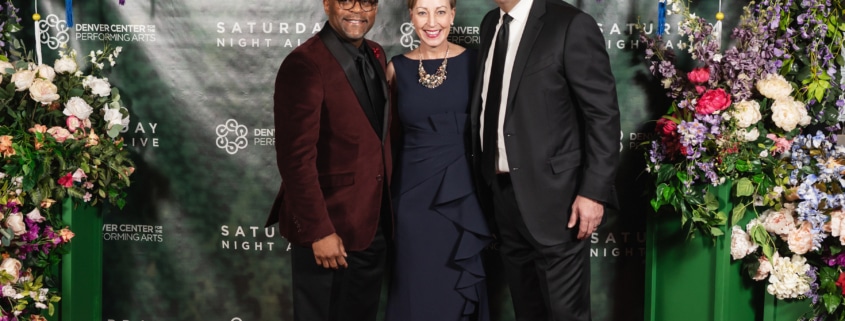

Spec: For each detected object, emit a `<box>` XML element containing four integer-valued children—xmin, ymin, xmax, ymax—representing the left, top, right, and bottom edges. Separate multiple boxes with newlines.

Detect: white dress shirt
<box><xmin>480</xmin><ymin>0</ymin><xmax>533</xmax><ymax>173</ymax></box>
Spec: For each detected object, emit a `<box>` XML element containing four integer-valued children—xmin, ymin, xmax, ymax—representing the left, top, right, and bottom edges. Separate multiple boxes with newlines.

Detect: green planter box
<box><xmin>46</xmin><ymin>199</ymin><xmax>103</xmax><ymax>321</ymax></box>
<box><xmin>645</xmin><ymin>184</ymin><xmax>811</xmax><ymax>321</ymax></box>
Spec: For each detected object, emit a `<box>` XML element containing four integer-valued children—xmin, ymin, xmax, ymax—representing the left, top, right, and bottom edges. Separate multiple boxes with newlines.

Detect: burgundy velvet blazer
<box><xmin>265</xmin><ymin>26</ymin><xmax>392</xmax><ymax>251</ymax></box>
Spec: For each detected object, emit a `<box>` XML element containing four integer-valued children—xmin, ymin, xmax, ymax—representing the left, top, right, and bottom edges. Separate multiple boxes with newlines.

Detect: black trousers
<box><xmin>290</xmin><ymin>225</ymin><xmax>387</xmax><ymax>321</ymax></box>
<box><xmin>491</xmin><ymin>174</ymin><xmax>591</xmax><ymax>321</ymax></box>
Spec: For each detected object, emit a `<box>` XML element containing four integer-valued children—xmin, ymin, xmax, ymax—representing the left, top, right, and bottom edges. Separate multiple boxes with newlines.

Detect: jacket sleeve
<box><xmin>563</xmin><ymin>12</ymin><xmax>621</xmax><ymax>208</ymax></box>
<box><xmin>274</xmin><ymin>52</ymin><xmax>336</xmax><ymax>243</ymax></box>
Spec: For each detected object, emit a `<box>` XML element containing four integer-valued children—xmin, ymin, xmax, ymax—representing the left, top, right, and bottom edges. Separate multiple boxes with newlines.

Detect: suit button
<box><xmin>376</xmin><ymin>174</ymin><xmax>383</xmax><ymax>182</ymax></box>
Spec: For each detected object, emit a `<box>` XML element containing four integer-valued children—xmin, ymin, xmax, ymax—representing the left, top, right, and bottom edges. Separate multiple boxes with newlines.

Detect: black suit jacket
<box><xmin>470</xmin><ymin>0</ymin><xmax>620</xmax><ymax>245</ymax></box>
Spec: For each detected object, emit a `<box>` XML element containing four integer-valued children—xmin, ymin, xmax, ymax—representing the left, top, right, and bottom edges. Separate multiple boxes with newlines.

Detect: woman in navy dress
<box><xmin>384</xmin><ymin>0</ymin><xmax>492</xmax><ymax>320</ymax></box>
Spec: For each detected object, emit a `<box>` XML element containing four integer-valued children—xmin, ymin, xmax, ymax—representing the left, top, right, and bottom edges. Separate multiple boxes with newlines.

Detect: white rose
<box><xmin>28</xmin><ymin>79</ymin><xmax>60</xmax><ymax>105</ymax></box>
<box><xmin>1</xmin><ymin>285</ymin><xmax>15</xmax><ymax>297</ymax></box>
<box><xmin>53</xmin><ymin>56</ymin><xmax>78</xmax><ymax>74</ymax></box>
<box><xmin>4</xmin><ymin>212</ymin><xmax>25</xmax><ymax>236</ymax></box>
<box><xmin>771</xmin><ymin>99</ymin><xmax>806</xmax><ymax>132</ymax></box>
<box><xmin>0</xmin><ymin>258</ymin><xmax>21</xmax><ymax>284</ymax></box>
<box><xmin>731</xmin><ymin>100</ymin><xmax>762</xmax><ymax>128</ymax></box>
<box><xmin>63</xmin><ymin>97</ymin><xmax>94</xmax><ymax>120</ymax></box>
<box><xmin>82</xmin><ymin>75</ymin><xmax>111</xmax><ymax>97</ymax></box>
<box><xmin>0</xmin><ymin>61</ymin><xmax>13</xmax><ymax>75</ymax></box>
<box><xmin>10</xmin><ymin>70</ymin><xmax>35</xmax><ymax>91</ymax></box>
<box><xmin>34</xmin><ymin>64</ymin><xmax>56</xmax><ymax>82</ymax></box>
<box><xmin>756</xmin><ymin>74</ymin><xmax>793</xmax><ymax>100</ymax></box>
<box><xmin>730</xmin><ymin>225</ymin><xmax>758</xmax><ymax>260</ymax></box>
<box><xmin>738</xmin><ymin>127</ymin><xmax>760</xmax><ymax>142</ymax></box>
<box><xmin>103</xmin><ymin>108</ymin><xmax>124</xmax><ymax>128</ymax></box>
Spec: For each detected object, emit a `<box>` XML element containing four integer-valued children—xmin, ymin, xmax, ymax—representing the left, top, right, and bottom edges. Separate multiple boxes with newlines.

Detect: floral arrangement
<box><xmin>643</xmin><ymin>0</ymin><xmax>844</xmax><ymax>318</ymax></box>
<box><xmin>0</xmin><ymin>0</ymin><xmax>20</xmax><ymax>53</ymax></box>
<box><xmin>0</xmin><ymin>14</ymin><xmax>134</xmax><ymax>320</ymax></box>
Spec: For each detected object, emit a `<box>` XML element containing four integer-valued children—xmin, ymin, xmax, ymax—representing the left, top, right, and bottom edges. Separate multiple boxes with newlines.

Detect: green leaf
<box><xmin>732</xmin><ymin>204</ymin><xmax>747</xmax><ymax>225</ymax></box>
<box><xmin>824</xmin><ymin>293</ymin><xmax>842</xmax><ymax>314</ymax></box>
<box><xmin>68</xmin><ymin>87</ymin><xmax>84</xmax><ymax>98</ymax></box>
<box><xmin>710</xmin><ymin>227</ymin><xmax>724</xmax><ymax>236</ymax></box>
<box><xmin>736</xmin><ymin>178</ymin><xmax>754</xmax><ymax>197</ymax></box>
<box><xmin>107</xmin><ymin>124</ymin><xmax>123</xmax><ymax>138</ymax></box>
<box><xmin>705</xmin><ymin>191</ymin><xmax>718</xmax><ymax>211</ymax></box>
<box><xmin>761</xmin><ymin>243</ymin><xmax>773</xmax><ymax>262</ymax></box>
<box><xmin>736</xmin><ymin>159</ymin><xmax>750</xmax><ymax>172</ymax></box>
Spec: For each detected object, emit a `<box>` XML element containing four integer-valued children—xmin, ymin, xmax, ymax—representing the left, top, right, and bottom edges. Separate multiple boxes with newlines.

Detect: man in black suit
<box><xmin>469</xmin><ymin>0</ymin><xmax>620</xmax><ymax>320</ymax></box>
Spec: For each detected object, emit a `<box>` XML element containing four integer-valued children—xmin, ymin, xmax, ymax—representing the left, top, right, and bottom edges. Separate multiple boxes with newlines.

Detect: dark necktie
<box><xmin>356</xmin><ymin>48</ymin><xmax>386</xmax><ymax>138</ymax></box>
<box><xmin>482</xmin><ymin>14</ymin><xmax>512</xmax><ymax>182</ymax></box>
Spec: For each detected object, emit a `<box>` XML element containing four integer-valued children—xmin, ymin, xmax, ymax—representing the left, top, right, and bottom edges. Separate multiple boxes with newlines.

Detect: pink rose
<box><xmin>47</xmin><ymin>126</ymin><xmax>72</xmax><ymax>143</ymax></box>
<box><xmin>66</xmin><ymin>116</ymin><xmax>82</xmax><ymax>133</ymax></box>
<box><xmin>766</xmin><ymin>134</ymin><xmax>793</xmax><ymax>155</ymax></box>
<box><xmin>787</xmin><ymin>221</ymin><xmax>814</xmax><ymax>254</ymax></box>
<box><xmin>695</xmin><ymin>85</ymin><xmax>706</xmax><ymax>94</ymax></box>
<box><xmin>752</xmin><ymin>256</ymin><xmax>771</xmax><ymax>281</ymax></box>
<box><xmin>72</xmin><ymin>168</ymin><xmax>87</xmax><ymax>182</ymax></box>
<box><xmin>656</xmin><ymin>117</ymin><xmax>677</xmax><ymax>136</ymax></box>
<box><xmin>687</xmin><ymin>67</ymin><xmax>710</xmax><ymax>84</ymax></box>
<box><xmin>59</xmin><ymin>228</ymin><xmax>75</xmax><ymax>243</ymax></box>
<box><xmin>695</xmin><ymin>88</ymin><xmax>732</xmax><ymax>115</ymax></box>
<box><xmin>57</xmin><ymin>172</ymin><xmax>73</xmax><ymax>187</ymax></box>
<box><xmin>763</xmin><ymin>208</ymin><xmax>796</xmax><ymax>238</ymax></box>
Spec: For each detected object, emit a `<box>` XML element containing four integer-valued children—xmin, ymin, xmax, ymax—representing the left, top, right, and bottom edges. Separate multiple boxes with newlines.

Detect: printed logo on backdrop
<box><xmin>102</xmin><ymin>224</ymin><xmax>164</xmax><ymax>242</ymax></box>
<box><xmin>215</xmin><ymin>21</ymin><xmax>323</xmax><ymax>48</ymax></box>
<box><xmin>36</xmin><ymin>14</ymin><xmax>70</xmax><ymax>50</ymax></box>
<box><xmin>124</xmin><ymin>120</ymin><xmax>160</xmax><ymax>148</ymax></box>
<box><xmin>597</xmin><ymin>20</ymin><xmax>686</xmax><ymax>52</ymax></box>
<box><xmin>591</xmin><ymin>230</ymin><xmax>645</xmax><ymax>257</ymax></box>
<box><xmin>214</xmin><ymin>119</ymin><xmax>275</xmax><ymax>155</ymax></box>
<box><xmin>36</xmin><ymin>13</ymin><xmax>156</xmax><ymax>43</ymax></box>
<box><xmin>627</xmin><ymin>130</ymin><xmax>657</xmax><ymax>151</ymax></box>
<box><xmin>221</xmin><ymin>224</ymin><xmax>284</xmax><ymax>251</ymax></box>
<box><xmin>398</xmin><ymin>22</ymin><xmax>479</xmax><ymax>50</ymax></box>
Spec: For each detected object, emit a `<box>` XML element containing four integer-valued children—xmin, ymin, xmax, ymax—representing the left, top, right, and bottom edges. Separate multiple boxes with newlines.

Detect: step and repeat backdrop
<box><xmin>23</xmin><ymin>0</ymin><xmax>746</xmax><ymax>320</ymax></box>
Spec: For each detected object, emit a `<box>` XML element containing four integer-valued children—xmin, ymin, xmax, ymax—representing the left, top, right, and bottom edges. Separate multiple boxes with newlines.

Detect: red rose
<box><xmin>656</xmin><ymin>117</ymin><xmax>678</xmax><ymax>136</ymax></box>
<box><xmin>372</xmin><ymin>47</ymin><xmax>381</xmax><ymax>60</ymax></box>
<box><xmin>836</xmin><ymin>272</ymin><xmax>845</xmax><ymax>295</ymax></box>
<box><xmin>656</xmin><ymin>117</ymin><xmax>681</xmax><ymax>157</ymax></box>
<box><xmin>695</xmin><ymin>88</ymin><xmax>732</xmax><ymax>115</ymax></box>
<box><xmin>687</xmin><ymin>67</ymin><xmax>710</xmax><ymax>84</ymax></box>
<box><xmin>58</xmin><ymin>172</ymin><xmax>74</xmax><ymax>188</ymax></box>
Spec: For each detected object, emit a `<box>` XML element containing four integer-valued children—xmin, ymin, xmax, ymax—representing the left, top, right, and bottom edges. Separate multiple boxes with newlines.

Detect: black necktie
<box><xmin>482</xmin><ymin>14</ymin><xmax>512</xmax><ymax>182</ymax></box>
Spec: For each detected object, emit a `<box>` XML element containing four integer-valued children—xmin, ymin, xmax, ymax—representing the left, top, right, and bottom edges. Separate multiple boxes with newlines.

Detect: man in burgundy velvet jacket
<box><xmin>264</xmin><ymin>0</ymin><xmax>391</xmax><ymax>320</ymax></box>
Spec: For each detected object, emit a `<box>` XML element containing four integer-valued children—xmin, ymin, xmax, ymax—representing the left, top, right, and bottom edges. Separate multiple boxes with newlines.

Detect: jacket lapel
<box><xmin>505</xmin><ymin>0</ymin><xmax>545</xmax><ymax>118</ymax></box>
<box><xmin>319</xmin><ymin>25</ymin><xmax>381</xmax><ymax>137</ymax></box>
<box><xmin>471</xmin><ymin>10</ymin><xmax>499</xmax><ymax>151</ymax></box>
<box><xmin>368</xmin><ymin>41</ymin><xmax>390</xmax><ymax>143</ymax></box>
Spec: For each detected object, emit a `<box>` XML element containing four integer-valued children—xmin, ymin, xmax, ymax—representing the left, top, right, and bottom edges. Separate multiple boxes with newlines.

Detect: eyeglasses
<box><xmin>337</xmin><ymin>0</ymin><xmax>378</xmax><ymax>12</ymax></box>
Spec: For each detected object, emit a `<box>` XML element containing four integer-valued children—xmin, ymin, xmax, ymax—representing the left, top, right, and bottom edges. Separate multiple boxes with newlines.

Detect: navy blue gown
<box><xmin>385</xmin><ymin>50</ymin><xmax>492</xmax><ymax>321</ymax></box>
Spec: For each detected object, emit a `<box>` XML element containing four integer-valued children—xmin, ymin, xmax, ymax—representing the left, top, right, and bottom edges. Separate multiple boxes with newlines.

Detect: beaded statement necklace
<box><xmin>418</xmin><ymin>44</ymin><xmax>449</xmax><ymax>89</ymax></box>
